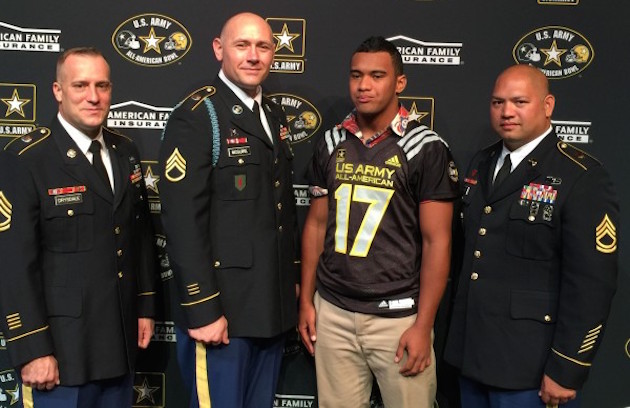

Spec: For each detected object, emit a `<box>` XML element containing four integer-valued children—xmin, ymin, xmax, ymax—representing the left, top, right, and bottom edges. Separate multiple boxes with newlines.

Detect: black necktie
<box><xmin>493</xmin><ymin>154</ymin><xmax>511</xmax><ymax>188</ymax></box>
<box><xmin>88</xmin><ymin>140</ymin><xmax>112</xmax><ymax>191</ymax></box>
<box><xmin>253</xmin><ymin>101</ymin><xmax>273</xmax><ymax>143</ymax></box>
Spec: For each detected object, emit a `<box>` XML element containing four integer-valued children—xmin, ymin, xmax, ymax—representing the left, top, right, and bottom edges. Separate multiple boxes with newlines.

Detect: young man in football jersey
<box><xmin>298</xmin><ymin>36</ymin><xmax>459</xmax><ymax>407</ymax></box>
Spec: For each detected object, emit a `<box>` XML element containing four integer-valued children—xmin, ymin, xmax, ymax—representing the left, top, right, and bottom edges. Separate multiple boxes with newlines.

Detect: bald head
<box><xmin>495</xmin><ymin>64</ymin><xmax>550</xmax><ymax>98</ymax></box>
<box><xmin>490</xmin><ymin>64</ymin><xmax>555</xmax><ymax>150</ymax></box>
<box><xmin>219</xmin><ymin>12</ymin><xmax>272</xmax><ymax>42</ymax></box>
<box><xmin>213</xmin><ymin>12</ymin><xmax>274</xmax><ymax>97</ymax></box>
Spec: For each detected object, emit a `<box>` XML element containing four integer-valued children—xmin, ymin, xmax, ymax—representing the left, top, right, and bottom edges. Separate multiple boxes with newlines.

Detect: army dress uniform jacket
<box><xmin>444</xmin><ymin>132</ymin><xmax>619</xmax><ymax>390</ymax></box>
<box><xmin>159</xmin><ymin>78</ymin><xmax>298</xmax><ymax>338</ymax></box>
<box><xmin>0</xmin><ymin>119</ymin><xmax>157</xmax><ymax>386</ymax></box>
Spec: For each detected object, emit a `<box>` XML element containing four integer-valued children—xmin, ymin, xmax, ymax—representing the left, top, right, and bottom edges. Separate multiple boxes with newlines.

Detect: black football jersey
<box><xmin>310</xmin><ymin>121</ymin><xmax>459</xmax><ymax>316</ymax></box>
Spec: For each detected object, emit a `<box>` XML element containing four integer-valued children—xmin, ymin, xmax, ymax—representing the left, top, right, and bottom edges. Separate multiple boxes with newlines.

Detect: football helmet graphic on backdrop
<box><xmin>164</xmin><ymin>32</ymin><xmax>188</xmax><ymax>51</ymax></box>
<box><xmin>565</xmin><ymin>44</ymin><xmax>590</xmax><ymax>63</ymax></box>
<box><xmin>115</xmin><ymin>30</ymin><xmax>140</xmax><ymax>50</ymax></box>
<box><xmin>516</xmin><ymin>43</ymin><xmax>541</xmax><ymax>62</ymax></box>
<box><xmin>294</xmin><ymin>111</ymin><xmax>318</xmax><ymax>130</ymax></box>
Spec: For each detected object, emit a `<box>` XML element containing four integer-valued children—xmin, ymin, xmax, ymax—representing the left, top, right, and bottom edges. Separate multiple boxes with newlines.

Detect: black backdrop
<box><xmin>1</xmin><ymin>1</ymin><xmax>629</xmax><ymax>407</ymax></box>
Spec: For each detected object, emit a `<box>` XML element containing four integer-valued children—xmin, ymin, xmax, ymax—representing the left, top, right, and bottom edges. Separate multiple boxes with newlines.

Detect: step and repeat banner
<box><xmin>1</xmin><ymin>1</ymin><xmax>629</xmax><ymax>407</ymax></box>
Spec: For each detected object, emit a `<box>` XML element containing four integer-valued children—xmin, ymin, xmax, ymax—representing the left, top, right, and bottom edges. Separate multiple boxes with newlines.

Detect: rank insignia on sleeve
<box><xmin>235</xmin><ymin>174</ymin><xmax>246</xmax><ymax>191</ymax></box>
<box><xmin>596</xmin><ymin>214</ymin><xmax>617</xmax><ymax>253</ymax></box>
<box><xmin>0</xmin><ymin>191</ymin><xmax>12</xmax><ymax>232</ymax></box>
<box><xmin>186</xmin><ymin>283</ymin><xmax>200</xmax><ymax>296</ymax></box>
<box><xmin>164</xmin><ymin>148</ymin><xmax>187</xmax><ymax>182</ymax></box>
<box><xmin>578</xmin><ymin>324</ymin><xmax>602</xmax><ymax>354</ymax></box>
<box><xmin>6</xmin><ymin>313</ymin><xmax>21</xmax><ymax>330</ymax></box>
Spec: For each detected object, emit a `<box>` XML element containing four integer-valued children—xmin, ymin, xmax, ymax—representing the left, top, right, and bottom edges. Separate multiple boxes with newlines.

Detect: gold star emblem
<box><xmin>540</xmin><ymin>40</ymin><xmax>567</xmax><ymax>67</ymax></box>
<box><xmin>2</xmin><ymin>89</ymin><xmax>30</xmax><ymax>118</ymax></box>
<box><xmin>144</xmin><ymin>165</ymin><xmax>160</xmax><ymax>195</ymax></box>
<box><xmin>407</xmin><ymin>102</ymin><xmax>429</xmax><ymax>122</ymax></box>
<box><xmin>133</xmin><ymin>377</ymin><xmax>160</xmax><ymax>404</ymax></box>
<box><xmin>273</xmin><ymin>24</ymin><xmax>300</xmax><ymax>53</ymax></box>
<box><xmin>4</xmin><ymin>383</ymin><xmax>20</xmax><ymax>404</ymax></box>
<box><xmin>139</xmin><ymin>27</ymin><xmax>165</xmax><ymax>54</ymax></box>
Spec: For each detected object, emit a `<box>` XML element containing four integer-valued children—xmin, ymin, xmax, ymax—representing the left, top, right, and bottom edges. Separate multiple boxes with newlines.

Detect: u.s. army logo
<box><xmin>133</xmin><ymin>372</ymin><xmax>164</xmax><ymax>407</ymax></box>
<box><xmin>164</xmin><ymin>148</ymin><xmax>186</xmax><ymax>182</ymax></box>
<box><xmin>596</xmin><ymin>214</ymin><xmax>617</xmax><ymax>253</ymax></box>
<box><xmin>0</xmin><ymin>191</ymin><xmax>12</xmax><ymax>232</ymax></box>
<box><xmin>0</xmin><ymin>368</ymin><xmax>20</xmax><ymax>408</ymax></box>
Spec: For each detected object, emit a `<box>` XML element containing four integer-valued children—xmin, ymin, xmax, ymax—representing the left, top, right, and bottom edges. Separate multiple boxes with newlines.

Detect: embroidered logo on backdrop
<box><xmin>0</xmin><ymin>83</ymin><xmax>37</xmax><ymax>137</ymax></box>
<box><xmin>266</xmin><ymin>18</ymin><xmax>307</xmax><ymax>73</ymax></box>
<box><xmin>107</xmin><ymin>101</ymin><xmax>172</xmax><ymax>129</ymax></box>
<box><xmin>112</xmin><ymin>14</ymin><xmax>191</xmax><ymax>67</ymax></box>
<box><xmin>267</xmin><ymin>93</ymin><xmax>321</xmax><ymax>144</ymax></box>
<box><xmin>0</xmin><ymin>368</ymin><xmax>20</xmax><ymax>408</ymax></box>
<box><xmin>513</xmin><ymin>26</ymin><xmax>594</xmax><ymax>79</ymax></box>
<box><xmin>0</xmin><ymin>20</ymin><xmax>61</xmax><ymax>53</ymax></box>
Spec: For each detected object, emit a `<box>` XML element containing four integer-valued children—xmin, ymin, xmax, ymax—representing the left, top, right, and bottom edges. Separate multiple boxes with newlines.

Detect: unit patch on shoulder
<box><xmin>596</xmin><ymin>214</ymin><xmax>617</xmax><ymax>253</ymax></box>
<box><xmin>164</xmin><ymin>148</ymin><xmax>186</xmax><ymax>182</ymax></box>
<box><xmin>448</xmin><ymin>160</ymin><xmax>459</xmax><ymax>182</ymax></box>
<box><xmin>0</xmin><ymin>191</ymin><xmax>12</xmax><ymax>232</ymax></box>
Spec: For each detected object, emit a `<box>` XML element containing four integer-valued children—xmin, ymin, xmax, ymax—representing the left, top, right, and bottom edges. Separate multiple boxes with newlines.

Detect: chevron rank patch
<box><xmin>596</xmin><ymin>214</ymin><xmax>617</xmax><ymax>253</ymax></box>
<box><xmin>164</xmin><ymin>148</ymin><xmax>186</xmax><ymax>182</ymax></box>
<box><xmin>0</xmin><ymin>191</ymin><xmax>12</xmax><ymax>232</ymax></box>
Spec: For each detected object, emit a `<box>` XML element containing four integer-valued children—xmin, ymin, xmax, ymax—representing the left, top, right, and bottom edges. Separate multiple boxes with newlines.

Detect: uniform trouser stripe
<box><xmin>195</xmin><ymin>342</ymin><xmax>212</xmax><ymax>408</ymax></box>
<box><xmin>22</xmin><ymin>384</ymin><xmax>33</xmax><ymax>408</ymax></box>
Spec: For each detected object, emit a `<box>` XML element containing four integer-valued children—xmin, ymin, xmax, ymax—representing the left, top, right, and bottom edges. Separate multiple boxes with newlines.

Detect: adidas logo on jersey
<box><xmin>385</xmin><ymin>155</ymin><xmax>401</xmax><ymax>168</ymax></box>
<box><xmin>378</xmin><ymin>300</ymin><xmax>389</xmax><ymax>308</ymax></box>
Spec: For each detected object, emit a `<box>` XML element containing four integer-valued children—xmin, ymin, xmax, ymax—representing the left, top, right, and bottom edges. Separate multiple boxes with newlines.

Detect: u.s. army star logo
<box><xmin>0</xmin><ymin>191</ymin><xmax>12</xmax><ymax>232</ymax></box>
<box><xmin>595</xmin><ymin>214</ymin><xmax>617</xmax><ymax>253</ymax></box>
<box><xmin>164</xmin><ymin>148</ymin><xmax>186</xmax><ymax>182</ymax></box>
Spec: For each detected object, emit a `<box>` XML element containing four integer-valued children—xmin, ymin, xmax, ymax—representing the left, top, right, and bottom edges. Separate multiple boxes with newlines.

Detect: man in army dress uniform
<box><xmin>445</xmin><ymin>64</ymin><xmax>619</xmax><ymax>407</ymax></box>
<box><xmin>0</xmin><ymin>47</ymin><xmax>157</xmax><ymax>407</ymax></box>
<box><xmin>159</xmin><ymin>12</ymin><xmax>298</xmax><ymax>408</ymax></box>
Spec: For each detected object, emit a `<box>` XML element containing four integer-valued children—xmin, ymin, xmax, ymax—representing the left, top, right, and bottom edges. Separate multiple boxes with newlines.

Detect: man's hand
<box><xmin>138</xmin><ymin>318</ymin><xmax>155</xmax><ymax>349</ymax></box>
<box><xmin>298</xmin><ymin>300</ymin><xmax>317</xmax><ymax>356</ymax></box>
<box><xmin>21</xmin><ymin>355</ymin><xmax>60</xmax><ymax>390</ymax></box>
<box><xmin>188</xmin><ymin>316</ymin><xmax>229</xmax><ymax>345</ymax></box>
<box><xmin>539</xmin><ymin>374</ymin><xmax>577</xmax><ymax>406</ymax></box>
<box><xmin>395</xmin><ymin>325</ymin><xmax>432</xmax><ymax>376</ymax></box>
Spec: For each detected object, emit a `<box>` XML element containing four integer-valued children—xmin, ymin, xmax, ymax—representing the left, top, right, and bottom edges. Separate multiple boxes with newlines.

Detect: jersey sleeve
<box><xmin>401</xmin><ymin>124</ymin><xmax>460</xmax><ymax>203</ymax></box>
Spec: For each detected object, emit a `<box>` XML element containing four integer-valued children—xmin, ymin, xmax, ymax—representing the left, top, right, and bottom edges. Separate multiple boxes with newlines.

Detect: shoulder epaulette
<box><xmin>557</xmin><ymin>141</ymin><xmax>601</xmax><ymax>171</ymax></box>
<box><xmin>103</xmin><ymin>126</ymin><xmax>133</xmax><ymax>142</ymax></box>
<box><xmin>3</xmin><ymin>127</ymin><xmax>50</xmax><ymax>156</ymax></box>
<box><xmin>179</xmin><ymin>86</ymin><xmax>216</xmax><ymax>111</ymax></box>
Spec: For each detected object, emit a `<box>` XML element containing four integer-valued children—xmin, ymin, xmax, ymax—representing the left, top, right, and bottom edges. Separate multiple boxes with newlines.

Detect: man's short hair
<box><xmin>353</xmin><ymin>36</ymin><xmax>404</xmax><ymax>76</ymax></box>
<box><xmin>56</xmin><ymin>47</ymin><xmax>107</xmax><ymax>80</ymax></box>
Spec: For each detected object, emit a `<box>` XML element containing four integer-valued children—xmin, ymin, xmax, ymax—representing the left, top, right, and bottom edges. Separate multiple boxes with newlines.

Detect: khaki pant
<box><xmin>314</xmin><ymin>292</ymin><xmax>437</xmax><ymax>408</ymax></box>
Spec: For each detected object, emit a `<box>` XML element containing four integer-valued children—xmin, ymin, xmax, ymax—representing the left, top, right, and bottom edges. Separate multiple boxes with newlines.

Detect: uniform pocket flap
<box><xmin>212</xmin><ymin>239</ymin><xmax>253</xmax><ymax>269</ymax></box>
<box><xmin>510</xmin><ymin>290</ymin><xmax>557</xmax><ymax>323</ymax></box>
<box><xmin>46</xmin><ymin>287</ymin><xmax>82</xmax><ymax>318</ymax></box>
